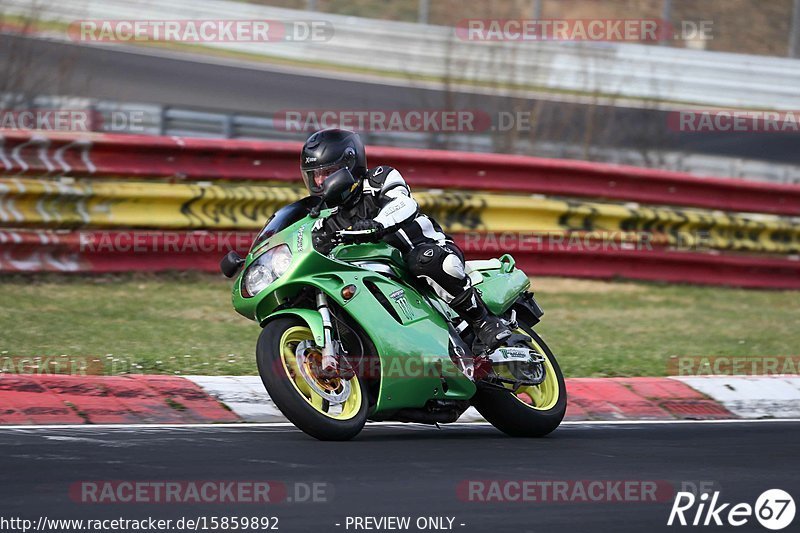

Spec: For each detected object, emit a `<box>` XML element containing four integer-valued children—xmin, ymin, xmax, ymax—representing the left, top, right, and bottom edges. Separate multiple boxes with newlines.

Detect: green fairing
<box><xmin>476</xmin><ymin>270</ymin><xmax>531</xmax><ymax>315</ymax></box>
<box><xmin>231</xmin><ymin>206</ymin><xmax>530</xmax><ymax>417</ymax></box>
<box><xmin>264</xmin><ymin>309</ymin><xmax>325</xmax><ymax>346</ymax></box>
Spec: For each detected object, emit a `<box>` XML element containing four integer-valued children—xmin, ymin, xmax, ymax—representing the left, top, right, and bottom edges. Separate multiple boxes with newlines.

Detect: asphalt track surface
<box><xmin>1</xmin><ymin>33</ymin><xmax>795</xmax><ymax>164</ymax></box>
<box><xmin>0</xmin><ymin>420</ymin><xmax>797</xmax><ymax>533</ymax></box>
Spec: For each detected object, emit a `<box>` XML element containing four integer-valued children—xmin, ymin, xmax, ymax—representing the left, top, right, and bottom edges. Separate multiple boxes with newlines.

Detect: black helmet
<box><xmin>300</xmin><ymin>128</ymin><xmax>367</xmax><ymax>199</ymax></box>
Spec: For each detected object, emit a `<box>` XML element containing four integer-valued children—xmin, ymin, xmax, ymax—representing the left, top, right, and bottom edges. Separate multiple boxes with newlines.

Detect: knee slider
<box><xmin>442</xmin><ymin>252</ymin><xmax>466</xmax><ymax>279</ymax></box>
<box><xmin>407</xmin><ymin>244</ymin><xmax>440</xmax><ymax>276</ymax></box>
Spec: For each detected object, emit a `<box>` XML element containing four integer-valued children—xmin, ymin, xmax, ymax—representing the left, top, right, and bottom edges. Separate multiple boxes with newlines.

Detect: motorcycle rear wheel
<box><xmin>257</xmin><ymin>317</ymin><xmax>368</xmax><ymax>441</ymax></box>
<box><xmin>471</xmin><ymin>326</ymin><xmax>567</xmax><ymax>437</ymax></box>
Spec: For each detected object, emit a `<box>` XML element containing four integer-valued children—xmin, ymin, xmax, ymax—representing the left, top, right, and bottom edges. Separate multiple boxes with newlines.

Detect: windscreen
<box><xmin>250</xmin><ymin>196</ymin><xmax>317</xmax><ymax>251</ymax></box>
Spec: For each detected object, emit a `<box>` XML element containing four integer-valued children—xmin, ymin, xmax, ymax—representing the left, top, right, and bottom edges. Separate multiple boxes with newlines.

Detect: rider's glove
<box><xmin>345</xmin><ymin>219</ymin><xmax>385</xmax><ymax>243</ymax></box>
<box><xmin>352</xmin><ymin>218</ymin><xmax>384</xmax><ymax>233</ymax></box>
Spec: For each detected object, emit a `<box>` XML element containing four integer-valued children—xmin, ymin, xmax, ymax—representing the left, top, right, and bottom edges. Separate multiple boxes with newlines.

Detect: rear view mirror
<box><xmin>220</xmin><ymin>250</ymin><xmax>245</xmax><ymax>278</ymax></box>
<box><xmin>310</xmin><ymin>168</ymin><xmax>358</xmax><ymax>217</ymax></box>
<box><xmin>321</xmin><ymin>168</ymin><xmax>357</xmax><ymax>207</ymax></box>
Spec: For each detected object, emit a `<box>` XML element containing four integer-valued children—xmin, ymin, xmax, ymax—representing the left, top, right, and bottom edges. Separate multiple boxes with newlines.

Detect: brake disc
<box><xmin>295</xmin><ymin>340</ymin><xmax>352</xmax><ymax>404</ymax></box>
<box><xmin>508</xmin><ymin>352</ymin><xmax>547</xmax><ymax>386</ymax></box>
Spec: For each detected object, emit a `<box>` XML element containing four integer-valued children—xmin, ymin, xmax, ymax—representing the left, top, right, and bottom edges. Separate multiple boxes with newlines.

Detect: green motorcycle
<box><xmin>221</xmin><ymin>172</ymin><xmax>567</xmax><ymax>441</ymax></box>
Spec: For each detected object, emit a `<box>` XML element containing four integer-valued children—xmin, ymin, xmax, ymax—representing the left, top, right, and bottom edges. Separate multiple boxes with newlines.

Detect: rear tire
<box><xmin>257</xmin><ymin>317</ymin><xmax>368</xmax><ymax>441</ymax></box>
<box><xmin>471</xmin><ymin>328</ymin><xmax>567</xmax><ymax>437</ymax></box>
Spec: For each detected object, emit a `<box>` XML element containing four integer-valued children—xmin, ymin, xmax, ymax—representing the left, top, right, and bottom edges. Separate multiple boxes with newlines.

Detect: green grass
<box><xmin>531</xmin><ymin>278</ymin><xmax>799</xmax><ymax>377</ymax></box>
<box><xmin>0</xmin><ymin>273</ymin><xmax>797</xmax><ymax>378</ymax></box>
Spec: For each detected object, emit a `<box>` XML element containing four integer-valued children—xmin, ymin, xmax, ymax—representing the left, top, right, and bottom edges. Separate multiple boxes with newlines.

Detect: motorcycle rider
<box><xmin>301</xmin><ymin>128</ymin><xmax>513</xmax><ymax>352</ymax></box>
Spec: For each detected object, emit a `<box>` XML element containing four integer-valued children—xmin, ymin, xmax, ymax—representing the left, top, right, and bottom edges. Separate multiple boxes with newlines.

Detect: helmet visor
<box><xmin>303</xmin><ymin>160</ymin><xmax>350</xmax><ymax>194</ymax></box>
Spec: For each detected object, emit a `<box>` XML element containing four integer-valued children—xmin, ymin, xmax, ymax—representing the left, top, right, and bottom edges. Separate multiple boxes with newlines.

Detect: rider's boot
<box><xmin>450</xmin><ymin>287</ymin><xmax>513</xmax><ymax>353</ymax></box>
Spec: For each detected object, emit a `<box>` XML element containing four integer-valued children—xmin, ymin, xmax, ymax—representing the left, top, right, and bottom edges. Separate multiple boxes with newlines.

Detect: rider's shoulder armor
<box><xmin>364</xmin><ymin>165</ymin><xmax>393</xmax><ymax>192</ymax></box>
<box><xmin>364</xmin><ymin>165</ymin><xmax>406</xmax><ymax>197</ymax></box>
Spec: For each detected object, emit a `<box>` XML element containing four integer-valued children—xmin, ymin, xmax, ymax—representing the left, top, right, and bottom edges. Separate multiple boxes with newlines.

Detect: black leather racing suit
<box><xmin>320</xmin><ymin>165</ymin><xmax>473</xmax><ymax>302</ymax></box>
<box><xmin>319</xmin><ymin>164</ymin><xmax>513</xmax><ymax>351</ymax></box>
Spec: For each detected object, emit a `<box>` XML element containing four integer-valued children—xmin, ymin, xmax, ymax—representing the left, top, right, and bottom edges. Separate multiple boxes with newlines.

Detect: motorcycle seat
<box><xmin>464</xmin><ymin>258</ymin><xmax>503</xmax><ymax>285</ymax></box>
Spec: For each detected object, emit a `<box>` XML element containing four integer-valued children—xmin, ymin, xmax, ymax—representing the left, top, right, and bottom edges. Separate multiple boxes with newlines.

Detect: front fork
<box><xmin>316</xmin><ymin>291</ymin><xmax>355</xmax><ymax>379</ymax></box>
<box><xmin>316</xmin><ymin>291</ymin><xmax>337</xmax><ymax>373</ymax></box>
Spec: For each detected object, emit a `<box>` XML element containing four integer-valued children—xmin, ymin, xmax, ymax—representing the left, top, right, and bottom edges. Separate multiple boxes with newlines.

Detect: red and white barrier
<box><xmin>2</xmin><ymin>130</ymin><xmax>800</xmax><ymax>287</ymax></box>
<box><xmin>3</xmin><ymin>229</ymin><xmax>799</xmax><ymax>289</ymax></box>
<box><xmin>2</xmin><ymin>130</ymin><xmax>799</xmax><ymax>215</ymax></box>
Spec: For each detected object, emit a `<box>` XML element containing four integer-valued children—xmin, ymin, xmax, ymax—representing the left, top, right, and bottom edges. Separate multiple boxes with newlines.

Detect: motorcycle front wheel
<box><xmin>471</xmin><ymin>326</ymin><xmax>567</xmax><ymax>437</ymax></box>
<box><xmin>256</xmin><ymin>317</ymin><xmax>368</xmax><ymax>441</ymax></box>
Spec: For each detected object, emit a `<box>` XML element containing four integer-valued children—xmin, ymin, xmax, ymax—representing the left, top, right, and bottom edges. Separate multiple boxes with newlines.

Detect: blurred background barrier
<box><xmin>1</xmin><ymin>130</ymin><xmax>799</xmax><ymax>287</ymax></box>
<box><xmin>3</xmin><ymin>1</ymin><xmax>799</xmax><ymax>188</ymax></box>
<box><xmin>2</xmin><ymin>130</ymin><xmax>799</xmax><ymax>215</ymax></box>
<box><xmin>4</xmin><ymin>95</ymin><xmax>799</xmax><ymax>186</ymax></box>
<box><xmin>2</xmin><ymin>177</ymin><xmax>799</xmax><ymax>254</ymax></box>
<box><xmin>4</xmin><ymin>0</ymin><xmax>800</xmax><ymax>109</ymax></box>
<box><xmin>2</xmin><ymin>229</ymin><xmax>799</xmax><ymax>290</ymax></box>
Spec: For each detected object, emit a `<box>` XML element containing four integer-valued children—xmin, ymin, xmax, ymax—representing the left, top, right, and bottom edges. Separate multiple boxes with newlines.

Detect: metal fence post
<box><xmin>307</xmin><ymin>0</ymin><xmax>317</xmax><ymax>11</ymax></box>
<box><xmin>158</xmin><ymin>106</ymin><xmax>167</xmax><ymax>136</ymax></box>
<box><xmin>791</xmin><ymin>0</ymin><xmax>800</xmax><ymax>58</ymax></box>
<box><xmin>532</xmin><ymin>0</ymin><xmax>542</xmax><ymax>19</ymax></box>
<box><xmin>223</xmin><ymin>114</ymin><xmax>234</xmax><ymax>139</ymax></box>
<box><xmin>661</xmin><ymin>0</ymin><xmax>672</xmax><ymax>46</ymax></box>
<box><xmin>418</xmin><ymin>0</ymin><xmax>429</xmax><ymax>24</ymax></box>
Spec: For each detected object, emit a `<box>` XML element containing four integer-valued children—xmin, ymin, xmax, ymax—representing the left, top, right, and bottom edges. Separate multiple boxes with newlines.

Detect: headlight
<box><xmin>241</xmin><ymin>244</ymin><xmax>292</xmax><ymax>298</ymax></box>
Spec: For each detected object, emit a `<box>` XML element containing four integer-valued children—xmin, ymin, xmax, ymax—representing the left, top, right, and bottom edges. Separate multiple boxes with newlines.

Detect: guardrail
<box><xmin>1</xmin><ymin>131</ymin><xmax>798</xmax><ymax>215</ymax></box>
<box><xmin>1</xmin><ymin>130</ymin><xmax>799</xmax><ymax>288</ymax></box>
<box><xmin>6</xmin><ymin>94</ymin><xmax>800</xmax><ymax>186</ymax></box>
<box><xmin>2</xmin><ymin>229</ymin><xmax>799</xmax><ymax>290</ymax></box>
<box><xmin>1</xmin><ymin>176</ymin><xmax>798</xmax><ymax>255</ymax></box>
<box><xmin>5</xmin><ymin>0</ymin><xmax>800</xmax><ymax>109</ymax></box>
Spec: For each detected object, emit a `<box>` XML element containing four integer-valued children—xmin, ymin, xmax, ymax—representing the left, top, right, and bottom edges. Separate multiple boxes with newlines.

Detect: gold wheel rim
<box><xmin>496</xmin><ymin>329</ymin><xmax>560</xmax><ymax>411</ymax></box>
<box><xmin>278</xmin><ymin>326</ymin><xmax>362</xmax><ymax>420</ymax></box>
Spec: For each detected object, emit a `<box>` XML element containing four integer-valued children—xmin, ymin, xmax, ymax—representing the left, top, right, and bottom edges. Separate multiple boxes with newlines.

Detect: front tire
<box><xmin>471</xmin><ymin>328</ymin><xmax>567</xmax><ymax>437</ymax></box>
<box><xmin>256</xmin><ymin>317</ymin><xmax>368</xmax><ymax>441</ymax></box>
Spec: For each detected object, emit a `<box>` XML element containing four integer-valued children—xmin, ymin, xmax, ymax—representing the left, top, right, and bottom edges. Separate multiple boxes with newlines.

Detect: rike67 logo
<box><xmin>668</xmin><ymin>489</ymin><xmax>795</xmax><ymax>530</ymax></box>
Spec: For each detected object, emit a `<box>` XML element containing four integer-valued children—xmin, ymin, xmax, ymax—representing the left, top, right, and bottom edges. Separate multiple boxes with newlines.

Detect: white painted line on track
<box><xmin>0</xmin><ymin>418</ymin><xmax>799</xmax><ymax>431</ymax></box>
<box><xmin>672</xmin><ymin>376</ymin><xmax>800</xmax><ymax>419</ymax></box>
